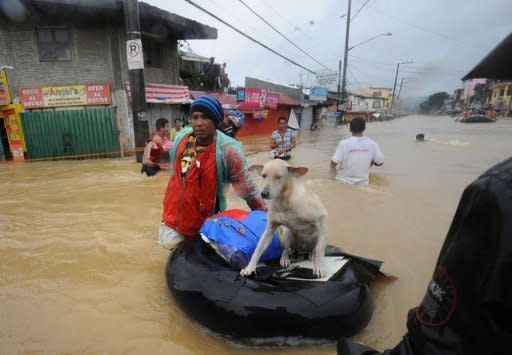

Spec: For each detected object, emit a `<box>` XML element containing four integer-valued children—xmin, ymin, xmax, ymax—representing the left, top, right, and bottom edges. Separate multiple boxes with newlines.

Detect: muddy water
<box><xmin>1</xmin><ymin>115</ymin><xmax>512</xmax><ymax>354</ymax></box>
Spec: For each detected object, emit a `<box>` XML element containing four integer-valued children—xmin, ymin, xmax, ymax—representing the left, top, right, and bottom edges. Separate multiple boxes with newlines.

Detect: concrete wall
<box><xmin>0</xmin><ymin>23</ymin><xmax>115</xmax><ymax>92</ymax></box>
<box><xmin>0</xmin><ymin>23</ymin><xmax>181</xmax><ymax>152</ymax></box>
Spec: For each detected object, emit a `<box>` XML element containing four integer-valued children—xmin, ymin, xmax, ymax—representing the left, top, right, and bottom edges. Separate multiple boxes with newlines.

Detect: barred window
<box><xmin>37</xmin><ymin>28</ymin><xmax>71</xmax><ymax>61</ymax></box>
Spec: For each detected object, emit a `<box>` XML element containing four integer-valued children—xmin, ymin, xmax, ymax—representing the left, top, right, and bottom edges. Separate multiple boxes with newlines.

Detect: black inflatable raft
<box><xmin>459</xmin><ymin>114</ymin><xmax>494</xmax><ymax>123</ymax></box>
<box><xmin>166</xmin><ymin>237</ymin><xmax>383</xmax><ymax>343</ymax></box>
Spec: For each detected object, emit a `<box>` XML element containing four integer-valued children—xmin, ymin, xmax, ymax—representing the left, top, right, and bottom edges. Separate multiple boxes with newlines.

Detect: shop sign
<box><xmin>2</xmin><ymin>104</ymin><xmax>25</xmax><ymax>161</ymax></box>
<box><xmin>310</xmin><ymin>86</ymin><xmax>328</xmax><ymax>102</ymax></box>
<box><xmin>265</xmin><ymin>92</ymin><xmax>280</xmax><ymax>110</ymax></box>
<box><xmin>316</xmin><ymin>70</ymin><xmax>338</xmax><ymax>86</ymax></box>
<box><xmin>252</xmin><ymin>109</ymin><xmax>268</xmax><ymax>119</ymax></box>
<box><xmin>244</xmin><ymin>88</ymin><xmax>265</xmax><ymax>109</ymax></box>
<box><xmin>0</xmin><ymin>69</ymin><xmax>12</xmax><ymax>106</ymax></box>
<box><xmin>19</xmin><ymin>83</ymin><xmax>111</xmax><ymax>109</ymax></box>
<box><xmin>236</xmin><ymin>87</ymin><xmax>245</xmax><ymax>102</ymax></box>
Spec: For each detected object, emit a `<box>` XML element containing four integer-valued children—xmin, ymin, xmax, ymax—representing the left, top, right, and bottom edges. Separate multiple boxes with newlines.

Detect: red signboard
<box><xmin>240</xmin><ymin>88</ymin><xmax>264</xmax><ymax>109</ymax></box>
<box><xmin>19</xmin><ymin>87</ymin><xmax>44</xmax><ymax>108</ymax></box>
<box><xmin>265</xmin><ymin>92</ymin><xmax>280</xmax><ymax>110</ymax></box>
<box><xmin>86</xmin><ymin>84</ymin><xmax>112</xmax><ymax>105</ymax></box>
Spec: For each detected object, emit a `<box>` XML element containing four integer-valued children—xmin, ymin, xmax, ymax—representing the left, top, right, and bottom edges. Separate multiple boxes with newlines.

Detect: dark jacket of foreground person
<box><xmin>338</xmin><ymin>156</ymin><xmax>512</xmax><ymax>355</ymax></box>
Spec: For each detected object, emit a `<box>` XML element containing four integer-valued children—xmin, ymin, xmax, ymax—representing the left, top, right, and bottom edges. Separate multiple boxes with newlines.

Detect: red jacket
<box><xmin>162</xmin><ymin>135</ymin><xmax>217</xmax><ymax>237</ymax></box>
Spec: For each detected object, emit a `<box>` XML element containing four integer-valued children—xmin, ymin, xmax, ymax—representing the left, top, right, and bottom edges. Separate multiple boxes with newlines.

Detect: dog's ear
<box><xmin>248</xmin><ymin>164</ymin><xmax>264</xmax><ymax>175</ymax></box>
<box><xmin>287</xmin><ymin>166</ymin><xmax>308</xmax><ymax>177</ymax></box>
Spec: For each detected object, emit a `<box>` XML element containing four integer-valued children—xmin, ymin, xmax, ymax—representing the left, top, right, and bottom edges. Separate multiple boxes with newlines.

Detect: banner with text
<box><xmin>310</xmin><ymin>86</ymin><xmax>328</xmax><ymax>102</ymax></box>
<box><xmin>240</xmin><ymin>88</ymin><xmax>265</xmax><ymax>109</ymax></box>
<box><xmin>316</xmin><ymin>71</ymin><xmax>338</xmax><ymax>86</ymax></box>
<box><xmin>264</xmin><ymin>92</ymin><xmax>280</xmax><ymax>110</ymax></box>
<box><xmin>19</xmin><ymin>83</ymin><xmax>111</xmax><ymax>109</ymax></box>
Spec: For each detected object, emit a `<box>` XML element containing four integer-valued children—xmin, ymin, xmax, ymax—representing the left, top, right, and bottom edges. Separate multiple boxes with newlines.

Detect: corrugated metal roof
<box><xmin>190</xmin><ymin>91</ymin><xmax>238</xmax><ymax>107</ymax></box>
<box><xmin>190</xmin><ymin>90</ymin><xmax>300</xmax><ymax>108</ymax></box>
<box><xmin>0</xmin><ymin>0</ymin><xmax>217</xmax><ymax>40</ymax></box>
<box><xmin>463</xmin><ymin>32</ymin><xmax>512</xmax><ymax>80</ymax></box>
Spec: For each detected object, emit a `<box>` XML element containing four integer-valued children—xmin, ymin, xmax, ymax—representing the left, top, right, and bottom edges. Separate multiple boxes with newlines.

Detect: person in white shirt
<box><xmin>329</xmin><ymin>117</ymin><xmax>384</xmax><ymax>185</ymax></box>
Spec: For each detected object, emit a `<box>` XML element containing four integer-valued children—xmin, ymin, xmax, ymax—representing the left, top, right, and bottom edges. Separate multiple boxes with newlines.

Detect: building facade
<box><xmin>0</xmin><ymin>0</ymin><xmax>216</xmax><ymax>160</ymax></box>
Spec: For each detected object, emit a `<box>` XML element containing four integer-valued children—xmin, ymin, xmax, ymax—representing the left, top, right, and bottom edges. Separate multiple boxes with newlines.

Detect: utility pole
<box><xmin>123</xmin><ymin>0</ymin><xmax>148</xmax><ymax>162</ymax></box>
<box><xmin>340</xmin><ymin>0</ymin><xmax>352</xmax><ymax>106</ymax></box>
<box><xmin>389</xmin><ymin>61</ymin><xmax>412</xmax><ymax>115</ymax></box>
<box><xmin>398</xmin><ymin>77</ymin><xmax>404</xmax><ymax>98</ymax></box>
<box><xmin>337</xmin><ymin>59</ymin><xmax>342</xmax><ymax>100</ymax></box>
<box><xmin>389</xmin><ymin>63</ymin><xmax>400</xmax><ymax>115</ymax></box>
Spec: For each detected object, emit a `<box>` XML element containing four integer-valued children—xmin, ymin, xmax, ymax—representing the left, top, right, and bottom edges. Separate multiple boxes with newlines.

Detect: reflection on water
<box><xmin>1</xmin><ymin>115</ymin><xmax>512</xmax><ymax>353</ymax></box>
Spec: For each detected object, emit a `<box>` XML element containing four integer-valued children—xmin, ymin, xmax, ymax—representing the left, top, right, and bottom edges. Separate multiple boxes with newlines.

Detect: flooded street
<box><xmin>1</xmin><ymin>115</ymin><xmax>512</xmax><ymax>354</ymax></box>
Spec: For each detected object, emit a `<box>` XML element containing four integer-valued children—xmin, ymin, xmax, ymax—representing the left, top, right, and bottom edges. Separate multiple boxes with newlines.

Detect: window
<box><xmin>372</xmin><ymin>101</ymin><xmax>381</xmax><ymax>109</ymax></box>
<box><xmin>142</xmin><ymin>36</ymin><xmax>162</xmax><ymax>68</ymax></box>
<box><xmin>37</xmin><ymin>28</ymin><xmax>71</xmax><ymax>61</ymax></box>
<box><xmin>372</xmin><ymin>91</ymin><xmax>382</xmax><ymax>97</ymax></box>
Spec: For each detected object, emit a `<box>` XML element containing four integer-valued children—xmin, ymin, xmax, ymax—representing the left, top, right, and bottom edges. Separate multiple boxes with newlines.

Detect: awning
<box><xmin>180</xmin><ymin>55</ymin><xmax>210</xmax><ymax>63</ymax></box>
<box><xmin>126</xmin><ymin>83</ymin><xmax>190</xmax><ymax>104</ymax></box>
<box><xmin>189</xmin><ymin>91</ymin><xmax>238</xmax><ymax>107</ymax></box>
<box><xmin>462</xmin><ymin>32</ymin><xmax>512</xmax><ymax>81</ymax></box>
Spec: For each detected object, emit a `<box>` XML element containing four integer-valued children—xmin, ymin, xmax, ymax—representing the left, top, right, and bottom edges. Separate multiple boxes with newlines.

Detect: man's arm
<box><xmin>142</xmin><ymin>141</ymin><xmax>157</xmax><ymax>164</ymax></box>
<box><xmin>330</xmin><ymin>141</ymin><xmax>344</xmax><ymax>179</ymax></box>
<box><xmin>329</xmin><ymin>161</ymin><xmax>338</xmax><ymax>179</ymax></box>
<box><xmin>289</xmin><ymin>136</ymin><xmax>297</xmax><ymax>151</ymax></box>
<box><xmin>225</xmin><ymin>146</ymin><xmax>267</xmax><ymax>211</ymax></box>
<box><xmin>371</xmin><ymin>142</ymin><xmax>384</xmax><ymax>166</ymax></box>
<box><xmin>270</xmin><ymin>136</ymin><xmax>277</xmax><ymax>150</ymax></box>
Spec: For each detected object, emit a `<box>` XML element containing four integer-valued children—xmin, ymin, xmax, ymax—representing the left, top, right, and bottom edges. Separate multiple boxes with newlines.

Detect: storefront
<box><xmin>236</xmin><ymin>88</ymin><xmax>300</xmax><ymax>137</ymax></box>
<box><xmin>16</xmin><ymin>82</ymin><xmax>118</xmax><ymax>160</ymax></box>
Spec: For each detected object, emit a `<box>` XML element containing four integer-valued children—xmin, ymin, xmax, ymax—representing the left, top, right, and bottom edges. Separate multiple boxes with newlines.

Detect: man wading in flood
<box><xmin>158</xmin><ymin>95</ymin><xmax>266</xmax><ymax>248</ymax></box>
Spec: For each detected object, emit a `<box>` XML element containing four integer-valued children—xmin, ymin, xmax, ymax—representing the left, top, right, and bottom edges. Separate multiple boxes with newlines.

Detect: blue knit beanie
<box><xmin>190</xmin><ymin>95</ymin><xmax>224</xmax><ymax>127</ymax></box>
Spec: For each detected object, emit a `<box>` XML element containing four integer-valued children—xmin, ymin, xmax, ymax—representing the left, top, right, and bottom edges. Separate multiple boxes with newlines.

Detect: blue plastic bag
<box><xmin>199</xmin><ymin>210</ymin><xmax>282</xmax><ymax>269</ymax></box>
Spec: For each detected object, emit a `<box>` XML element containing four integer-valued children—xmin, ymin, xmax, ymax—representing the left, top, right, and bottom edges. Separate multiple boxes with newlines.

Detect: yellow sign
<box><xmin>42</xmin><ymin>84</ymin><xmax>87</xmax><ymax>107</ymax></box>
<box><xmin>0</xmin><ymin>69</ymin><xmax>11</xmax><ymax>106</ymax></box>
<box><xmin>20</xmin><ymin>83</ymin><xmax>111</xmax><ymax>108</ymax></box>
<box><xmin>2</xmin><ymin>104</ymin><xmax>26</xmax><ymax>161</ymax></box>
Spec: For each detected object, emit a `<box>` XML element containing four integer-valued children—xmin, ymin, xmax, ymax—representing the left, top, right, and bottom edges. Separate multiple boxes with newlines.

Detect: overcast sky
<box><xmin>147</xmin><ymin>0</ymin><xmax>511</xmax><ymax>98</ymax></box>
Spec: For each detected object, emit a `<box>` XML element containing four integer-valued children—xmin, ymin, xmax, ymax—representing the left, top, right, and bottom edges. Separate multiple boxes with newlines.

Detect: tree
<box><xmin>419</xmin><ymin>92</ymin><xmax>450</xmax><ymax>113</ymax></box>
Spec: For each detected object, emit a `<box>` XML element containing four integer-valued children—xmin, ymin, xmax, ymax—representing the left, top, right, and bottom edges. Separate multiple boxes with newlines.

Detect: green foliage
<box><xmin>419</xmin><ymin>92</ymin><xmax>450</xmax><ymax>113</ymax></box>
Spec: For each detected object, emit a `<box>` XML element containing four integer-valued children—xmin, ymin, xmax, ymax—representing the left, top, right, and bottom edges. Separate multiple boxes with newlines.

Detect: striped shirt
<box><xmin>272</xmin><ymin>129</ymin><xmax>295</xmax><ymax>157</ymax></box>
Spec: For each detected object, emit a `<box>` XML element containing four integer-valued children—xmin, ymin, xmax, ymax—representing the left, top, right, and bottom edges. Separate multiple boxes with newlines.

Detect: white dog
<box><xmin>240</xmin><ymin>159</ymin><xmax>328</xmax><ymax>278</ymax></box>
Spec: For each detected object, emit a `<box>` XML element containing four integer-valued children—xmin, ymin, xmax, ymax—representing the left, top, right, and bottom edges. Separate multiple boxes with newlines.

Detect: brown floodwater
<box><xmin>1</xmin><ymin>115</ymin><xmax>512</xmax><ymax>354</ymax></box>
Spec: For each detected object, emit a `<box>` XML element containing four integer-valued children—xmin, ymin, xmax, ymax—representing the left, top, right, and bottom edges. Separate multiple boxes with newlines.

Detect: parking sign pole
<box><xmin>123</xmin><ymin>0</ymin><xmax>148</xmax><ymax>162</ymax></box>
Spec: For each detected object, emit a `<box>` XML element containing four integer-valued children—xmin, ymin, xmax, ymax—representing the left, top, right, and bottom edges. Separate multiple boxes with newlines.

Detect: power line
<box><xmin>351</xmin><ymin>0</ymin><xmax>371</xmax><ymax>22</ymax></box>
<box><xmin>184</xmin><ymin>0</ymin><xmax>317</xmax><ymax>74</ymax></box>
<box><xmin>238</xmin><ymin>0</ymin><xmax>332</xmax><ymax>71</ymax></box>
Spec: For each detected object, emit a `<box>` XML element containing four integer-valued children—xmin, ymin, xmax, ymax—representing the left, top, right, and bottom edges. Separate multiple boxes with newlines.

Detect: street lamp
<box><xmin>389</xmin><ymin>60</ymin><xmax>413</xmax><ymax>114</ymax></box>
<box><xmin>338</xmin><ymin>32</ymin><xmax>392</xmax><ymax>105</ymax></box>
<box><xmin>338</xmin><ymin>0</ymin><xmax>391</xmax><ymax>110</ymax></box>
<box><xmin>347</xmin><ymin>32</ymin><xmax>392</xmax><ymax>52</ymax></box>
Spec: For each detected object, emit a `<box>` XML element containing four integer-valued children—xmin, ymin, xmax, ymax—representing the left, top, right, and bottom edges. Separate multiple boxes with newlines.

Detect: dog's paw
<box><xmin>313</xmin><ymin>264</ymin><xmax>326</xmax><ymax>279</ymax></box>
<box><xmin>308</xmin><ymin>252</ymin><xmax>314</xmax><ymax>261</ymax></box>
<box><xmin>240</xmin><ymin>266</ymin><xmax>255</xmax><ymax>277</ymax></box>
<box><xmin>280</xmin><ymin>253</ymin><xmax>290</xmax><ymax>268</ymax></box>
